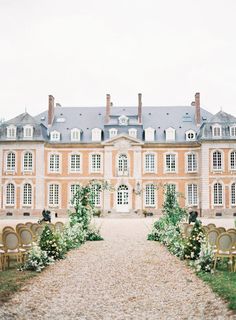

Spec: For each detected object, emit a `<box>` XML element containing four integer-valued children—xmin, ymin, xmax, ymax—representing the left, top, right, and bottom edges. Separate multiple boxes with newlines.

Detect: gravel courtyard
<box><xmin>0</xmin><ymin>218</ymin><xmax>235</xmax><ymax>320</ymax></box>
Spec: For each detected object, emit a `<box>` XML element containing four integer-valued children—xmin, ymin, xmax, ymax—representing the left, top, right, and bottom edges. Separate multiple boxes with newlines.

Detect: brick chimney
<box><xmin>138</xmin><ymin>93</ymin><xmax>142</xmax><ymax>124</ymax></box>
<box><xmin>194</xmin><ymin>92</ymin><xmax>201</xmax><ymax>126</ymax></box>
<box><xmin>105</xmin><ymin>94</ymin><xmax>111</xmax><ymax>123</ymax></box>
<box><xmin>48</xmin><ymin>95</ymin><xmax>55</xmax><ymax>126</ymax></box>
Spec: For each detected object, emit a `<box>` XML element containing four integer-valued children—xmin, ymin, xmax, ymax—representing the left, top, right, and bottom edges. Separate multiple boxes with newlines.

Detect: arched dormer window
<box><xmin>128</xmin><ymin>128</ymin><xmax>137</xmax><ymax>138</ymax></box>
<box><xmin>92</xmin><ymin>128</ymin><xmax>102</xmax><ymax>142</ymax></box>
<box><xmin>212</xmin><ymin>124</ymin><xmax>222</xmax><ymax>137</ymax></box>
<box><xmin>165</xmin><ymin>127</ymin><xmax>175</xmax><ymax>141</ymax></box>
<box><xmin>230</xmin><ymin>126</ymin><xmax>236</xmax><ymax>137</ymax></box>
<box><xmin>118</xmin><ymin>115</ymin><xmax>129</xmax><ymax>126</ymax></box>
<box><xmin>23</xmin><ymin>125</ymin><xmax>33</xmax><ymax>138</ymax></box>
<box><xmin>50</xmin><ymin>130</ymin><xmax>60</xmax><ymax>141</ymax></box>
<box><xmin>7</xmin><ymin>125</ymin><xmax>16</xmax><ymax>139</ymax></box>
<box><xmin>185</xmin><ymin>129</ymin><xmax>196</xmax><ymax>141</ymax></box>
<box><xmin>109</xmin><ymin>128</ymin><xmax>118</xmax><ymax>138</ymax></box>
<box><xmin>145</xmin><ymin>127</ymin><xmax>155</xmax><ymax>142</ymax></box>
<box><xmin>71</xmin><ymin>128</ymin><xmax>81</xmax><ymax>142</ymax></box>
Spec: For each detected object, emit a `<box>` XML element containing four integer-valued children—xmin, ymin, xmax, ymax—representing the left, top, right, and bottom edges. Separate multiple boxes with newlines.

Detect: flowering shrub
<box><xmin>86</xmin><ymin>223</ymin><xmax>103</xmax><ymax>241</ymax></box>
<box><xmin>63</xmin><ymin>223</ymin><xmax>86</xmax><ymax>250</ymax></box>
<box><xmin>23</xmin><ymin>242</ymin><xmax>54</xmax><ymax>272</ymax></box>
<box><xmin>39</xmin><ymin>226</ymin><xmax>67</xmax><ymax>260</ymax></box>
<box><xmin>184</xmin><ymin>220</ymin><xmax>205</xmax><ymax>260</ymax></box>
<box><xmin>190</xmin><ymin>241</ymin><xmax>214</xmax><ymax>272</ymax></box>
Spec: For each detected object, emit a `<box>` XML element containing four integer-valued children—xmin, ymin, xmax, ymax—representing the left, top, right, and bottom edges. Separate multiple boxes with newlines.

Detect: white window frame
<box><xmin>144</xmin><ymin>184</ymin><xmax>156</xmax><ymax>208</ymax></box>
<box><xmin>212</xmin><ymin>124</ymin><xmax>222</xmax><ymax>138</ymax></box>
<box><xmin>70</xmin><ymin>128</ymin><xmax>81</xmax><ymax>142</ymax></box>
<box><xmin>22</xmin><ymin>182</ymin><xmax>33</xmax><ymax>207</ymax></box>
<box><xmin>7</xmin><ymin>125</ymin><xmax>16</xmax><ymax>139</ymax></box>
<box><xmin>229</xmin><ymin>150</ymin><xmax>236</xmax><ymax>171</ymax></box>
<box><xmin>48</xmin><ymin>183</ymin><xmax>60</xmax><ymax>207</ymax></box>
<box><xmin>50</xmin><ymin>130</ymin><xmax>60</xmax><ymax>141</ymax></box>
<box><xmin>6</xmin><ymin>151</ymin><xmax>16</xmax><ymax>173</ymax></box>
<box><xmin>23</xmin><ymin>151</ymin><xmax>33</xmax><ymax>173</ymax></box>
<box><xmin>117</xmin><ymin>153</ymin><xmax>129</xmax><ymax>176</ymax></box>
<box><xmin>23</xmin><ymin>125</ymin><xmax>33</xmax><ymax>139</ymax></box>
<box><xmin>91</xmin><ymin>184</ymin><xmax>102</xmax><ymax>207</ymax></box>
<box><xmin>185</xmin><ymin>152</ymin><xmax>198</xmax><ymax>173</ymax></box>
<box><xmin>165</xmin><ymin>127</ymin><xmax>176</xmax><ymax>141</ymax></box>
<box><xmin>69</xmin><ymin>153</ymin><xmax>82</xmax><ymax>173</ymax></box>
<box><xmin>212</xmin><ymin>150</ymin><xmax>224</xmax><ymax>172</ymax></box>
<box><xmin>186</xmin><ymin>184</ymin><xmax>198</xmax><ymax>206</ymax></box>
<box><xmin>109</xmin><ymin>128</ymin><xmax>118</xmax><ymax>139</ymax></box>
<box><xmin>48</xmin><ymin>153</ymin><xmax>61</xmax><ymax>173</ymax></box>
<box><xmin>145</xmin><ymin>127</ymin><xmax>155</xmax><ymax>142</ymax></box>
<box><xmin>89</xmin><ymin>152</ymin><xmax>103</xmax><ymax>173</ymax></box>
<box><xmin>185</xmin><ymin>130</ymin><xmax>196</xmax><ymax>141</ymax></box>
<box><xmin>5</xmin><ymin>183</ymin><xmax>15</xmax><ymax>207</ymax></box>
<box><xmin>212</xmin><ymin>182</ymin><xmax>224</xmax><ymax>207</ymax></box>
<box><xmin>128</xmin><ymin>128</ymin><xmax>137</xmax><ymax>138</ymax></box>
<box><xmin>144</xmin><ymin>152</ymin><xmax>157</xmax><ymax>173</ymax></box>
<box><xmin>92</xmin><ymin>128</ymin><xmax>102</xmax><ymax>142</ymax></box>
<box><xmin>69</xmin><ymin>183</ymin><xmax>80</xmax><ymax>206</ymax></box>
<box><xmin>230</xmin><ymin>126</ymin><xmax>236</xmax><ymax>137</ymax></box>
<box><xmin>118</xmin><ymin>115</ymin><xmax>129</xmax><ymax>126</ymax></box>
<box><xmin>230</xmin><ymin>182</ymin><xmax>236</xmax><ymax>206</ymax></box>
<box><xmin>164</xmin><ymin>152</ymin><xmax>177</xmax><ymax>173</ymax></box>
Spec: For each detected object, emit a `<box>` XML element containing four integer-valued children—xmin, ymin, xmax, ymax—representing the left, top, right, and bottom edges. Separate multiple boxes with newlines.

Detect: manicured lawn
<box><xmin>0</xmin><ymin>263</ymin><xmax>37</xmax><ymax>306</ymax></box>
<box><xmin>198</xmin><ymin>265</ymin><xmax>236</xmax><ymax>311</ymax></box>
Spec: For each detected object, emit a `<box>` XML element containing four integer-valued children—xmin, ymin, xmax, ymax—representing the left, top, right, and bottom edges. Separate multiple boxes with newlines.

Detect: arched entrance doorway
<box><xmin>116</xmin><ymin>184</ymin><xmax>129</xmax><ymax>212</ymax></box>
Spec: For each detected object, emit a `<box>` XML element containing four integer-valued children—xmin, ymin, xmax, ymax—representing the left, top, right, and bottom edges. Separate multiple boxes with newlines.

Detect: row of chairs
<box><xmin>0</xmin><ymin>221</ymin><xmax>64</xmax><ymax>270</ymax></box>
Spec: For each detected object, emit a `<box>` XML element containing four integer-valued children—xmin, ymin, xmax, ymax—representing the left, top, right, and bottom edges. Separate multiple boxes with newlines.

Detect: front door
<box><xmin>117</xmin><ymin>185</ymin><xmax>129</xmax><ymax>212</ymax></box>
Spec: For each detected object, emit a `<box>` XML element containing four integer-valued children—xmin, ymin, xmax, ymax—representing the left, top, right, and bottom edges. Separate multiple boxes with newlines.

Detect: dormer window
<box><xmin>7</xmin><ymin>125</ymin><xmax>16</xmax><ymax>139</ymax></box>
<box><xmin>212</xmin><ymin>124</ymin><xmax>221</xmax><ymax>137</ymax></box>
<box><xmin>109</xmin><ymin>128</ymin><xmax>118</xmax><ymax>138</ymax></box>
<box><xmin>128</xmin><ymin>128</ymin><xmax>137</xmax><ymax>138</ymax></box>
<box><xmin>145</xmin><ymin>127</ymin><xmax>155</xmax><ymax>142</ymax></box>
<box><xmin>118</xmin><ymin>115</ymin><xmax>129</xmax><ymax>126</ymax></box>
<box><xmin>92</xmin><ymin>128</ymin><xmax>102</xmax><ymax>142</ymax></box>
<box><xmin>185</xmin><ymin>130</ymin><xmax>196</xmax><ymax>141</ymax></box>
<box><xmin>50</xmin><ymin>130</ymin><xmax>60</xmax><ymax>141</ymax></box>
<box><xmin>71</xmin><ymin>128</ymin><xmax>81</xmax><ymax>142</ymax></box>
<box><xmin>23</xmin><ymin>125</ymin><xmax>33</xmax><ymax>138</ymax></box>
<box><xmin>230</xmin><ymin>126</ymin><xmax>236</xmax><ymax>137</ymax></box>
<box><xmin>165</xmin><ymin>127</ymin><xmax>175</xmax><ymax>141</ymax></box>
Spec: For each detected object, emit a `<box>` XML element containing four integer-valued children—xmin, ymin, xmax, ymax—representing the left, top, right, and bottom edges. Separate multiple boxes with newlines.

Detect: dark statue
<box><xmin>188</xmin><ymin>211</ymin><xmax>198</xmax><ymax>224</ymax></box>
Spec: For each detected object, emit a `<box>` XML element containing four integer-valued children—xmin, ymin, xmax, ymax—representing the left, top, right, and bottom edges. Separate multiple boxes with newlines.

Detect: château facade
<box><xmin>0</xmin><ymin>92</ymin><xmax>236</xmax><ymax>218</ymax></box>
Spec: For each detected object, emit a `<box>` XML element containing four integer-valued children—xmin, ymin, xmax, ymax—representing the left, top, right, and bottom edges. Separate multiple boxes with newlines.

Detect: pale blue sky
<box><xmin>0</xmin><ymin>0</ymin><xmax>236</xmax><ymax>120</ymax></box>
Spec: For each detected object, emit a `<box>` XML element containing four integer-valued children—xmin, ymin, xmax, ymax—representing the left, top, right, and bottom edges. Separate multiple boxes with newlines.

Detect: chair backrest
<box><xmin>35</xmin><ymin>225</ymin><xmax>45</xmax><ymax>238</ymax></box>
<box><xmin>227</xmin><ymin>230</ymin><xmax>236</xmax><ymax>246</ymax></box>
<box><xmin>216</xmin><ymin>232</ymin><xmax>233</xmax><ymax>252</ymax></box>
<box><xmin>2</xmin><ymin>226</ymin><xmax>15</xmax><ymax>233</ymax></box>
<box><xmin>217</xmin><ymin>227</ymin><xmax>226</xmax><ymax>234</ymax></box>
<box><xmin>55</xmin><ymin>221</ymin><xmax>64</xmax><ymax>232</ymax></box>
<box><xmin>25</xmin><ymin>222</ymin><xmax>33</xmax><ymax>229</ymax></box>
<box><xmin>31</xmin><ymin>223</ymin><xmax>40</xmax><ymax>234</ymax></box>
<box><xmin>207</xmin><ymin>223</ymin><xmax>216</xmax><ymax>229</ymax></box>
<box><xmin>47</xmin><ymin>223</ymin><xmax>55</xmax><ymax>232</ymax></box>
<box><xmin>18</xmin><ymin>228</ymin><xmax>34</xmax><ymax>246</ymax></box>
<box><xmin>186</xmin><ymin>225</ymin><xmax>193</xmax><ymax>237</ymax></box>
<box><xmin>227</xmin><ymin>228</ymin><xmax>236</xmax><ymax>233</ymax></box>
<box><xmin>16</xmin><ymin>223</ymin><xmax>25</xmax><ymax>233</ymax></box>
<box><xmin>3</xmin><ymin>231</ymin><xmax>20</xmax><ymax>250</ymax></box>
<box><xmin>202</xmin><ymin>226</ymin><xmax>209</xmax><ymax>234</ymax></box>
<box><xmin>207</xmin><ymin>229</ymin><xmax>220</xmax><ymax>247</ymax></box>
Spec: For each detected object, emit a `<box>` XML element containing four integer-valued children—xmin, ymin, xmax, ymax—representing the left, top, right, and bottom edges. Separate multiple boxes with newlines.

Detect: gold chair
<box><xmin>207</xmin><ymin>229</ymin><xmax>220</xmax><ymax>251</ymax></box>
<box><xmin>207</xmin><ymin>223</ymin><xmax>216</xmax><ymax>229</ymax></box>
<box><xmin>202</xmin><ymin>226</ymin><xmax>209</xmax><ymax>234</ymax></box>
<box><xmin>2</xmin><ymin>231</ymin><xmax>26</xmax><ymax>269</ymax></box>
<box><xmin>54</xmin><ymin>221</ymin><xmax>64</xmax><ymax>232</ymax></box>
<box><xmin>227</xmin><ymin>230</ymin><xmax>236</xmax><ymax>249</ymax></box>
<box><xmin>185</xmin><ymin>224</ymin><xmax>193</xmax><ymax>237</ymax></box>
<box><xmin>18</xmin><ymin>228</ymin><xmax>34</xmax><ymax>251</ymax></box>
<box><xmin>47</xmin><ymin>223</ymin><xmax>55</xmax><ymax>232</ymax></box>
<box><xmin>15</xmin><ymin>223</ymin><xmax>25</xmax><ymax>233</ymax></box>
<box><xmin>2</xmin><ymin>226</ymin><xmax>15</xmax><ymax>233</ymax></box>
<box><xmin>30</xmin><ymin>223</ymin><xmax>40</xmax><ymax>235</ymax></box>
<box><xmin>217</xmin><ymin>227</ymin><xmax>226</xmax><ymax>234</ymax></box>
<box><xmin>25</xmin><ymin>222</ymin><xmax>33</xmax><ymax>229</ymax></box>
<box><xmin>0</xmin><ymin>248</ymin><xmax>5</xmax><ymax>271</ymax></box>
<box><xmin>34</xmin><ymin>225</ymin><xmax>45</xmax><ymax>239</ymax></box>
<box><xmin>213</xmin><ymin>232</ymin><xmax>234</xmax><ymax>271</ymax></box>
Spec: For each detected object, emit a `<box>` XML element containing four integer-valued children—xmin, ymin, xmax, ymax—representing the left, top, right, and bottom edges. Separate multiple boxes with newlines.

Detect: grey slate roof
<box><xmin>35</xmin><ymin>105</ymin><xmax>213</xmax><ymax>143</ymax></box>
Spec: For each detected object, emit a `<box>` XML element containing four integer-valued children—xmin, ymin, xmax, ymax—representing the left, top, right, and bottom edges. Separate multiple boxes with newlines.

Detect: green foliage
<box><xmin>184</xmin><ymin>220</ymin><xmax>205</xmax><ymax>260</ymax></box>
<box><xmin>190</xmin><ymin>241</ymin><xmax>214</xmax><ymax>272</ymax></box>
<box><xmin>39</xmin><ymin>226</ymin><xmax>67</xmax><ymax>260</ymax></box>
<box><xmin>86</xmin><ymin>224</ymin><xmax>103</xmax><ymax>241</ymax></box>
<box><xmin>23</xmin><ymin>242</ymin><xmax>54</xmax><ymax>272</ymax></box>
<box><xmin>63</xmin><ymin>223</ymin><xmax>86</xmax><ymax>250</ymax></box>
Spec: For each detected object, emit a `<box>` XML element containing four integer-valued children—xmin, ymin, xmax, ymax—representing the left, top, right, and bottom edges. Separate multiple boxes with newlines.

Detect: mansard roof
<box><xmin>208</xmin><ymin>111</ymin><xmax>236</xmax><ymax>123</ymax></box>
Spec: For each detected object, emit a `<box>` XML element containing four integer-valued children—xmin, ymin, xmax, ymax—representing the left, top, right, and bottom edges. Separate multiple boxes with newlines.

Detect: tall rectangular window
<box><xmin>145</xmin><ymin>184</ymin><xmax>155</xmax><ymax>206</ymax></box>
<box><xmin>23</xmin><ymin>152</ymin><xmax>33</xmax><ymax>172</ymax></box>
<box><xmin>49</xmin><ymin>184</ymin><xmax>59</xmax><ymax>206</ymax></box>
<box><xmin>187</xmin><ymin>184</ymin><xmax>198</xmax><ymax>205</ymax></box>
<box><xmin>187</xmin><ymin>153</ymin><xmax>197</xmax><ymax>172</ymax></box>
<box><xmin>70</xmin><ymin>154</ymin><xmax>81</xmax><ymax>172</ymax></box>
<box><xmin>49</xmin><ymin>154</ymin><xmax>60</xmax><ymax>173</ymax></box>
<box><xmin>70</xmin><ymin>184</ymin><xmax>80</xmax><ymax>203</ymax></box>
<box><xmin>230</xmin><ymin>151</ymin><xmax>236</xmax><ymax>170</ymax></box>
<box><xmin>213</xmin><ymin>151</ymin><xmax>222</xmax><ymax>171</ymax></box>
<box><xmin>6</xmin><ymin>183</ymin><xmax>15</xmax><ymax>205</ymax></box>
<box><xmin>231</xmin><ymin>183</ymin><xmax>236</xmax><ymax>206</ymax></box>
<box><xmin>213</xmin><ymin>183</ymin><xmax>223</xmax><ymax>205</ymax></box>
<box><xmin>145</xmin><ymin>154</ymin><xmax>155</xmax><ymax>173</ymax></box>
<box><xmin>91</xmin><ymin>184</ymin><xmax>101</xmax><ymax>206</ymax></box>
<box><xmin>91</xmin><ymin>154</ymin><xmax>101</xmax><ymax>173</ymax></box>
<box><xmin>23</xmin><ymin>183</ymin><xmax>32</xmax><ymax>205</ymax></box>
<box><xmin>165</xmin><ymin>154</ymin><xmax>176</xmax><ymax>172</ymax></box>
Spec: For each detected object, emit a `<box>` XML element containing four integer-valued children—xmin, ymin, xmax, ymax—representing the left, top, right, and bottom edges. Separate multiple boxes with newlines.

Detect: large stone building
<box><xmin>0</xmin><ymin>92</ymin><xmax>236</xmax><ymax>218</ymax></box>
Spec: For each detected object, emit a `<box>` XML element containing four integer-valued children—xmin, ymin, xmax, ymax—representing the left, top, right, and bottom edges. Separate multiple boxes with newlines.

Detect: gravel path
<box><xmin>0</xmin><ymin>218</ymin><xmax>235</xmax><ymax>320</ymax></box>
